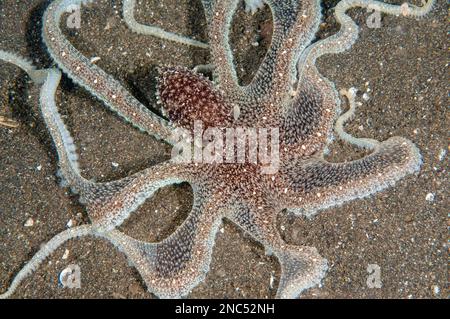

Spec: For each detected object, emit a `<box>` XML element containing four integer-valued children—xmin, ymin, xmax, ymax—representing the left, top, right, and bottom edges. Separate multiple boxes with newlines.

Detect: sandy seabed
<box><xmin>0</xmin><ymin>0</ymin><xmax>447</xmax><ymax>298</ymax></box>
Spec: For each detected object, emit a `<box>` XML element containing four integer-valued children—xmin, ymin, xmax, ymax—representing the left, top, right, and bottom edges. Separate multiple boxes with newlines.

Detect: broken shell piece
<box><xmin>66</xmin><ymin>219</ymin><xmax>75</xmax><ymax>228</ymax></box>
<box><xmin>0</xmin><ymin>115</ymin><xmax>19</xmax><ymax>128</ymax></box>
<box><xmin>62</xmin><ymin>249</ymin><xmax>70</xmax><ymax>260</ymax></box>
<box><xmin>59</xmin><ymin>264</ymin><xmax>81</xmax><ymax>288</ymax></box>
<box><xmin>425</xmin><ymin>193</ymin><xmax>435</xmax><ymax>202</ymax></box>
<box><xmin>24</xmin><ymin>218</ymin><xmax>34</xmax><ymax>227</ymax></box>
<box><xmin>90</xmin><ymin>56</ymin><xmax>101</xmax><ymax>63</ymax></box>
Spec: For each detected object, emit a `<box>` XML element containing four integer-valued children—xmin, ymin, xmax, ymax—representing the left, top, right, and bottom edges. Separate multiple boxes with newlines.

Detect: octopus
<box><xmin>0</xmin><ymin>0</ymin><xmax>435</xmax><ymax>298</ymax></box>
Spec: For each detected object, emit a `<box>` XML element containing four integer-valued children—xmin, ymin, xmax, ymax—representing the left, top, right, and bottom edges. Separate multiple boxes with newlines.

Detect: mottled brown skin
<box><xmin>158</xmin><ymin>67</ymin><xmax>234</xmax><ymax>130</ymax></box>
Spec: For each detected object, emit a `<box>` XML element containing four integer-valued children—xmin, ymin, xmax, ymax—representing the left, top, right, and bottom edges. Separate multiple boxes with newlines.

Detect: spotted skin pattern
<box><xmin>0</xmin><ymin>0</ymin><xmax>434</xmax><ymax>298</ymax></box>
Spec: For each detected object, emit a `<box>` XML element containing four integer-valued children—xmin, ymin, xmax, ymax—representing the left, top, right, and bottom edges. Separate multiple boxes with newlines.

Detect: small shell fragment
<box><xmin>90</xmin><ymin>56</ymin><xmax>101</xmax><ymax>63</ymax></box>
<box><xmin>24</xmin><ymin>218</ymin><xmax>34</xmax><ymax>227</ymax></box>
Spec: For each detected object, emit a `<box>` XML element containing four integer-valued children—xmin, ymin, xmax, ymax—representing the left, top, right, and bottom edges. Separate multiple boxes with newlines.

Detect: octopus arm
<box><xmin>96</xmin><ymin>191</ymin><xmax>224</xmax><ymax>298</ymax></box>
<box><xmin>122</xmin><ymin>0</ymin><xmax>208</xmax><ymax>49</ymax></box>
<box><xmin>278</xmin><ymin>137</ymin><xmax>422</xmax><ymax>218</ymax></box>
<box><xmin>280</xmin><ymin>77</ymin><xmax>338</xmax><ymax>156</ymax></box>
<box><xmin>42</xmin><ymin>0</ymin><xmax>175</xmax><ymax>143</ymax></box>
<box><xmin>79</xmin><ymin>163</ymin><xmax>188</xmax><ymax>231</ymax></box>
<box><xmin>208</xmin><ymin>0</ymin><xmax>246</xmax><ymax>100</ymax></box>
<box><xmin>245</xmin><ymin>0</ymin><xmax>322</xmax><ymax>102</ymax></box>
<box><xmin>34</xmin><ymin>64</ymin><xmax>188</xmax><ymax>232</ymax></box>
<box><xmin>228</xmin><ymin>204</ymin><xmax>327</xmax><ymax>298</ymax></box>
